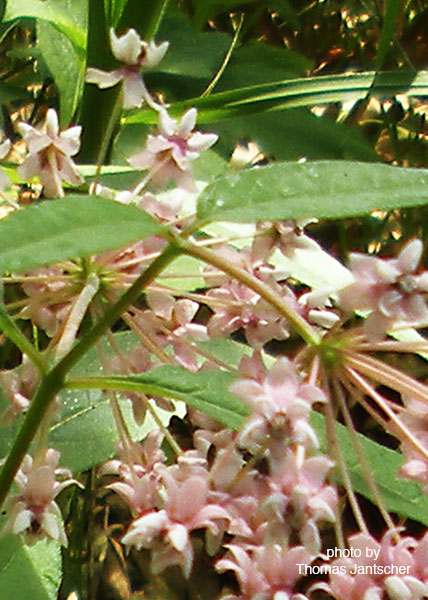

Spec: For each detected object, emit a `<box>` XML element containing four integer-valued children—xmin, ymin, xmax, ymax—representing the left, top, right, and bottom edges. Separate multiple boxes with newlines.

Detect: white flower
<box><xmin>85</xmin><ymin>28</ymin><xmax>168</xmax><ymax>109</ymax></box>
<box><xmin>0</xmin><ymin>132</ymin><xmax>11</xmax><ymax>189</ymax></box>
<box><xmin>128</xmin><ymin>107</ymin><xmax>218</xmax><ymax>190</ymax></box>
<box><xmin>18</xmin><ymin>109</ymin><xmax>83</xmax><ymax>198</ymax></box>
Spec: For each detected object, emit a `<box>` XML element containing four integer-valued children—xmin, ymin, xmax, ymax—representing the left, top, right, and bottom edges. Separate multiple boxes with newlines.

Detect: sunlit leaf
<box><xmin>0</xmin><ymin>195</ymin><xmax>162</xmax><ymax>274</ymax></box>
<box><xmin>128</xmin><ymin>70</ymin><xmax>428</xmax><ymax>125</ymax></box>
<box><xmin>197</xmin><ymin>161</ymin><xmax>428</xmax><ymax>223</ymax></box>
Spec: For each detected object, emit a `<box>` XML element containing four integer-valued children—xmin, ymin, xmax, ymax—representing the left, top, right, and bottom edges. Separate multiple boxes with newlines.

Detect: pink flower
<box><xmin>146</xmin><ymin>290</ymin><xmax>208</xmax><ymax>369</ymax></box>
<box><xmin>0</xmin><ymin>357</ymin><xmax>38</xmax><ymax>421</ymax></box>
<box><xmin>340</xmin><ymin>239</ymin><xmax>428</xmax><ymax>339</ymax></box>
<box><xmin>2</xmin><ymin>449</ymin><xmax>77</xmax><ymax>545</ymax></box>
<box><xmin>231</xmin><ymin>356</ymin><xmax>326</xmax><ymax>451</ymax></box>
<box><xmin>326</xmin><ymin>530</ymin><xmax>428</xmax><ymax>600</ymax></box>
<box><xmin>128</xmin><ymin>107</ymin><xmax>218</xmax><ymax>190</ymax></box>
<box><xmin>18</xmin><ymin>108</ymin><xmax>83</xmax><ymax>198</ymax></box>
<box><xmin>101</xmin><ymin>432</ymin><xmax>165</xmax><ymax>514</ymax></box>
<box><xmin>121</xmin><ymin>473</ymin><xmax>231</xmax><ymax>577</ymax></box>
<box><xmin>86</xmin><ymin>28</ymin><xmax>168</xmax><ymax>109</ymax></box>
<box><xmin>399</xmin><ymin>396</ymin><xmax>428</xmax><ymax>492</ymax></box>
<box><xmin>216</xmin><ymin>543</ymin><xmax>313</xmax><ymax>600</ymax></box>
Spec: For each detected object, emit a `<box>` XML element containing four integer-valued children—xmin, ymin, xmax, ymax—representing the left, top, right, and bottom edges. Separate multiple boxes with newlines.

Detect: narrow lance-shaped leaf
<box><xmin>196</xmin><ymin>161</ymin><xmax>428</xmax><ymax>224</ymax></box>
<box><xmin>0</xmin><ymin>195</ymin><xmax>162</xmax><ymax>274</ymax></box>
<box><xmin>127</xmin><ymin>70</ymin><xmax>428</xmax><ymax>125</ymax></box>
<box><xmin>311</xmin><ymin>412</ymin><xmax>428</xmax><ymax>527</ymax></box>
<box><xmin>375</xmin><ymin>0</ymin><xmax>403</xmax><ymax>71</ymax></box>
<box><xmin>67</xmin><ymin>365</ymin><xmax>250</xmax><ymax>430</ymax></box>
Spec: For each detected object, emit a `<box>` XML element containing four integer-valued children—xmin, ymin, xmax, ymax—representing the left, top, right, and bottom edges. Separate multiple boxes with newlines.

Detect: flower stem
<box><xmin>54</xmin><ymin>272</ymin><xmax>100</xmax><ymax>362</ymax></box>
<box><xmin>181</xmin><ymin>239</ymin><xmax>321</xmax><ymax>346</ymax></box>
<box><xmin>0</xmin><ymin>304</ymin><xmax>46</xmax><ymax>374</ymax></box>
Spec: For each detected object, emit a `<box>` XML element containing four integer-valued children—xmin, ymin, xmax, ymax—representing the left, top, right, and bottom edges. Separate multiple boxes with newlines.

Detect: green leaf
<box><xmin>104</xmin><ymin>0</ymin><xmax>128</xmax><ymax>27</ymax></box>
<box><xmin>50</xmin><ymin>332</ymin><xmax>185</xmax><ymax>472</ymax></box>
<box><xmin>0</xmin><ymin>534</ymin><xmax>61</xmax><ymax>600</ymax></box>
<box><xmin>67</xmin><ymin>366</ymin><xmax>250</xmax><ymax>429</ymax></box>
<box><xmin>4</xmin><ymin>0</ymin><xmax>87</xmax><ymax>52</ymax></box>
<box><xmin>50</xmin><ymin>393</ymin><xmax>183</xmax><ymax>472</ymax></box>
<box><xmin>157</xmin><ymin>13</ymin><xmax>231</xmax><ymax>81</ymax></box>
<box><xmin>0</xmin><ymin>195</ymin><xmax>162</xmax><ymax>274</ymax></box>
<box><xmin>215</xmin><ymin>41</ymin><xmax>312</xmax><ymax>91</ymax></box>
<box><xmin>312</xmin><ymin>412</ymin><xmax>428</xmax><ymax>526</ymax></box>
<box><xmin>375</xmin><ymin>0</ymin><xmax>403</xmax><ymax>71</ymax></box>
<box><xmin>37</xmin><ymin>20</ymin><xmax>84</xmax><ymax>125</ymax></box>
<box><xmin>197</xmin><ymin>161</ymin><xmax>428</xmax><ymax>224</ymax></box>
<box><xmin>211</xmin><ymin>108</ymin><xmax>377</xmax><ymax>162</ymax></box>
<box><xmin>127</xmin><ymin>70</ymin><xmax>428</xmax><ymax>125</ymax></box>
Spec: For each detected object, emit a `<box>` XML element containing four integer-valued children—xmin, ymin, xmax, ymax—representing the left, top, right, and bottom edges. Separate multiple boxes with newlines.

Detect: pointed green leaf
<box><xmin>127</xmin><ymin>70</ymin><xmax>428</xmax><ymax>125</ymax></box>
<box><xmin>37</xmin><ymin>20</ymin><xmax>84</xmax><ymax>125</ymax></box>
<box><xmin>67</xmin><ymin>366</ymin><xmax>250</xmax><ymax>429</ymax></box>
<box><xmin>197</xmin><ymin>161</ymin><xmax>428</xmax><ymax>223</ymax></box>
<box><xmin>312</xmin><ymin>412</ymin><xmax>428</xmax><ymax>526</ymax></box>
<box><xmin>0</xmin><ymin>195</ymin><xmax>162</xmax><ymax>274</ymax></box>
<box><xmin>376</xmin><ymin>0</ymin><xmax>403</xmax><ymax>71</ymax></box>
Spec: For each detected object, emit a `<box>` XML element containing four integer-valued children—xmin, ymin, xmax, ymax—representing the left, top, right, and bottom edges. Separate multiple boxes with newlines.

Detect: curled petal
<box><xmin>85</xmin><ymin>67</ymin><xmax>123</xmax><ymax>89</ymax></box>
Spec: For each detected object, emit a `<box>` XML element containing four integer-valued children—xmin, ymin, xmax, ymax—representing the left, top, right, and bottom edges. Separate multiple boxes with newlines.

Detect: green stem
<box><xmin>0</xmin><ymin>243</ymin><xmax>181</xmax><ymax>510</ymax></box>
<box><xmin>181</xmin><ymin>239</ymin><xmax>321</xmax><ymax>346</ymax></box>
<box><xmin>0</xmin><ymin>306</ymin><xmax>46</xmax><ymax>374</ymax></box>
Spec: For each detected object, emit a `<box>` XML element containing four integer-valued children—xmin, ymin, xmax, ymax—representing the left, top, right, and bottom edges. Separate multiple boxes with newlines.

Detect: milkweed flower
<box><xmin>18</xmin><ymin>108</ymin><xmax>83</xmax><ymax>198</ymax></box>
<box><xmin>339</xmin><ymin>239</ymin><xmax>428</xmax><ymax>339</ymax></box>
<box><xmin>128</xmin><ymin>107</ymin><xmax>218</xmax><ymax>191</ymax></box>
<box><xmin>86</xmin><ymin>28</ymin><xmax>168</xmax><ymax>109</ymax></box>
<box><xmin>2</xmin><ymin>449</ymin><xmax>78</xmax><ymax>546</ymax></box>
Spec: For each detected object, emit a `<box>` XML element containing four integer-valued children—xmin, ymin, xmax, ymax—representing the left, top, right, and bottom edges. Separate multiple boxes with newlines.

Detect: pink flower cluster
<box><xmin>103</xmin><ymin>356</ymin><xmax>337</xmax><ymax>598</ymax></box>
